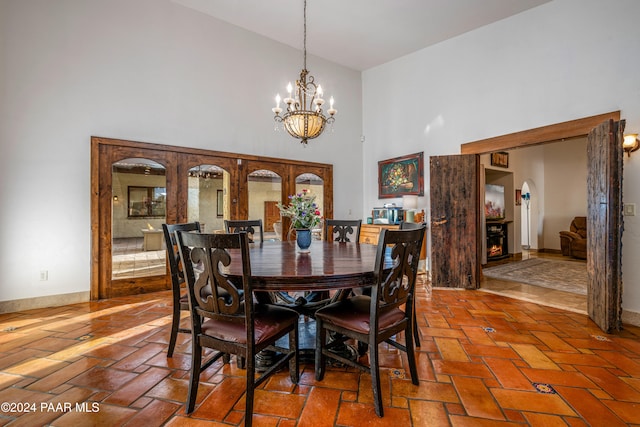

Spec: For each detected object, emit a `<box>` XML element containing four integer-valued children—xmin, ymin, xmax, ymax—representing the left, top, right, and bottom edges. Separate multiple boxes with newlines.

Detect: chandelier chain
<box><xmin>303</xmin><ymin>0</ymin><xmax>307</xmax><ymax>71</ymax></box>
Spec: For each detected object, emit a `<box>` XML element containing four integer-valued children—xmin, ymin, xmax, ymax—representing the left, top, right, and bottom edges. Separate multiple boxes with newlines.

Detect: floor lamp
<box><xmin>522</xmin><ymin>192</ymin><xmax>531</xmax><ymax>249</ymax></box>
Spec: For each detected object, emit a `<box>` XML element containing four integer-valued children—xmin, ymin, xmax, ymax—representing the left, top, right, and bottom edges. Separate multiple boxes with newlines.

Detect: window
<box><xmin>127</xmin><ymin>186</ymin><xmax>166</xmax><ymax>217</ymax></box>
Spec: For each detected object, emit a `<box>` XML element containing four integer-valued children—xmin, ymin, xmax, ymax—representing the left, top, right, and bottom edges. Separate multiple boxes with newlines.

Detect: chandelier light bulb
<box><xmin>327</xmin><ymin>96</ymin><xmax>337</xmax><ymax>116</ymax></box>
<box><xmin>272</xmin><ymin>94</ymin><xmax>283</xmax><ymax>115</ymax></box>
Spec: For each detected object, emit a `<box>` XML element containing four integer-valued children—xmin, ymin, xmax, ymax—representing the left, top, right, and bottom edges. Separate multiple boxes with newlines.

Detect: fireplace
<box><xmin>486</xmin><ymin>222</ymin><xmax>509</xmax><ymax>261</ymax></box>
<box><xmin>488</xmin><ymin>243</ymin><xmax>503</xmax><ymax>258</ymax></box>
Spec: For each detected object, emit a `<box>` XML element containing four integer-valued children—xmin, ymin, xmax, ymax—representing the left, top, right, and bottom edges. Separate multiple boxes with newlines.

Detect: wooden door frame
<box><xmin>461</xmin><ymin>111</ymin><xmax>620</xmax><ymax>154</ymax></box>
<box><xmin>91</xmin><ymin>136</ymin><xmax>334</xmax><ymax>300</ymax></box>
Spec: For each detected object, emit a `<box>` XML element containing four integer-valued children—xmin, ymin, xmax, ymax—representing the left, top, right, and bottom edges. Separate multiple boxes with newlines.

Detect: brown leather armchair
<box><xmin>559</xmin><ymin>216</ymin><xmax>587</xmax><ymax>259</ymax></box>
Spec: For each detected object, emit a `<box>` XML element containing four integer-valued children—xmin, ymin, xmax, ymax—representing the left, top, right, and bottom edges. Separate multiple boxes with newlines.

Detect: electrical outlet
<box><xmin>40</xmin><ymin>270</ymin><xmax>48</xmax><ymax>281</ymax></box>
<box><xmin>624</xmin><ymin>203</ymin><xmax>636</xmax><ymax>216</ymax></box>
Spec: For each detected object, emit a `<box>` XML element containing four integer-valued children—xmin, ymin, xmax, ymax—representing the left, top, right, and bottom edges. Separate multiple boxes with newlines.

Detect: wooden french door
<box><xmin>587</xmin><ymin>119</ymin><xmax>624</xmax><ymax>332</ymax></box>
<box><xmin>241</xmin><ymin>160</ymin><xmax>333</xmax><ymax>238</ymax></box>
<box><xmin>91</xmin><ymin>137</ymin><xmax>334</xmax><ymax>299</ymax></box>
<box><xmin>178</xmin><ymin>153</ymin><xmax>239</xmax><ymax>224</ymax></box>
<box><xmin>91</xmin><ymin>139</ymin><xmax>178</xmax><ymax>299</ymax></box>
<box><xmin>429</xmin><ymin>154</ymin><xmax>481</xmax><ymax>289</ymax></box>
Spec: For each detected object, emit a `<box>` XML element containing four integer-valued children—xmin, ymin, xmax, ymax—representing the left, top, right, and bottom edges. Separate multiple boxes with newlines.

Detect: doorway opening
<box><xmin>459</xmin><ymin>112</ymin><xmax>620</xmax><ymax>313</ymax></box>
<box><xmin>480</xmin><ymin>142</ymin><xmax>588</xmax><ymax>313</ymax></box>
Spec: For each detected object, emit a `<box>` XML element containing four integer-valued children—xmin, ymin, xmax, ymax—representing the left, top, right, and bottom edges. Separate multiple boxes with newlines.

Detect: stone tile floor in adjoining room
<box><xmin>1</xmin><ymin>284</ymin><xmax>639</xmax><ymax>426</ymax></box>
<box><xmin>480</xmin><ymin>250</ymin><xmax>588</xmax><ymax>315</ymax></box>
<box><xmin>112</xmin><ymin>237</ymin><xmax>167</xmax><ymax>279</ymax></box>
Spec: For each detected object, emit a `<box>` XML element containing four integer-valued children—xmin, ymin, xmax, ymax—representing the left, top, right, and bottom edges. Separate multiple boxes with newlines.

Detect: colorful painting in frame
<box><xmin>378</xmin><ymin>152</ymin><xmax>424</xmax><ymax>199</ymax></box>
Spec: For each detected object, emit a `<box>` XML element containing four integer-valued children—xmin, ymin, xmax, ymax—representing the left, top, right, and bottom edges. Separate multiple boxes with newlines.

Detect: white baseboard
<box><xmin>622</xmin><ymin>309</ymin><xmax>640</xmax><ymax>328</ymax></box>
<box><xmin>0</xmin><ymin>291</ymin><xmax>90</xmax><ymax>314</ymax></box>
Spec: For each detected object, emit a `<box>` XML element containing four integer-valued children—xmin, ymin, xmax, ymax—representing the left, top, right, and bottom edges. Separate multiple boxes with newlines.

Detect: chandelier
<box><xmin>272</xmin><ymin>0</ymin><xmax>336</xmax><ymax>145</ymax></box>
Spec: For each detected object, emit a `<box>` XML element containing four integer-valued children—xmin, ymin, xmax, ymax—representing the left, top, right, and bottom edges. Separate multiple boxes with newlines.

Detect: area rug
<box><xmin>482</xmin><ymin>258</ymin><xmax>587</xmax><ymax>295</ymax></box>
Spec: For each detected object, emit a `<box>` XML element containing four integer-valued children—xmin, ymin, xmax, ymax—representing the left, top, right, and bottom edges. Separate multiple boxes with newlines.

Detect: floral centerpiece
<box><xmin>277</xmin><ymin>189</ymin><xmax>322</xmax><ymax>230</ymax></box>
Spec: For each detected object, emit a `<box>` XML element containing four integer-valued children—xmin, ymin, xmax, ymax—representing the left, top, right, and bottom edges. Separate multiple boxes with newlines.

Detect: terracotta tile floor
<box><xmin>1</xmin><ymin>284</ymin><xmax>639</xmax><ymax>426</ymax></box>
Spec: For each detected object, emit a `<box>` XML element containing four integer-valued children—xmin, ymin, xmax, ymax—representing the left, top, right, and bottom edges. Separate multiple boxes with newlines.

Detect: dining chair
<box><xmin>161</xmin><ymin>222</ymin><xmax>201</xmax><ymax>357</ymax></box>
<box><xmin>324</xmin><ymin>219</ymin><xmax>362</xmax><ymax>242</ymax></box>
<box><xmin>176</xmin><ymin>230</ymin><xmax>299</xmax><ymax>426</ymax></box>
<box><xmin>315</xmin><ymin>226</ymin><xmax>425</xmax><ymax>417</ymax></box>
<box><xmin>399</xmin><ymin>221</ymin><xmax>427</xmax><ymax>347</ymax></box>
<box><xmin>224</xmin><ymin>219</ymin><xmax>264</xmax><ymax>244</ymax></box>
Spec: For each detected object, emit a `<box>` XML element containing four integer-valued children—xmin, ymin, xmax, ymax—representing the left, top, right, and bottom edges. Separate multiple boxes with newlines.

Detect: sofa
<box><xmin>559</xmin><ymin>216</ymin><xmax>587</xmax><ymax>259</ymax></box>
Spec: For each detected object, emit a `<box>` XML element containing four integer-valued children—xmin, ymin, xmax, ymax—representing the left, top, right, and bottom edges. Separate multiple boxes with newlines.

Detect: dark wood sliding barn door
<box><xmin>430</xmin><ymin>154</ymin><xmax>480</xmax><ymax>289</ymax></box>
<box><xmin>587</xmin><ymin>119</ymin><xmax>624</xmax><ymax>333</ymax></box>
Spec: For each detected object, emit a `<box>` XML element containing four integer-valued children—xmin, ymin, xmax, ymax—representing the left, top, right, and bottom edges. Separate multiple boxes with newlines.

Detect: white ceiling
<box><xmin>171</xmin><ymin>0</ymin><xmax>551</xmax><ymax>71</ymax></box>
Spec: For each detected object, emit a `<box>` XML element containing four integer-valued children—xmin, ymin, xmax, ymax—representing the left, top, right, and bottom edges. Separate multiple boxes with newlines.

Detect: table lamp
<box><xmin>403</xmin><ymin>195</ymin><xmax>418</xmax><ymax>222</ymax></box>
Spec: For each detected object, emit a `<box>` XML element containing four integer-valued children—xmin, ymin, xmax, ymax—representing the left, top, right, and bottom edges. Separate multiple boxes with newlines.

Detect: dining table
<box><xmin>226</xmin><ymin>239</ymin><xmax>383</xmax><ymax>365</ymax></box>
<box><xmin>234</xmin><ymin>239</ymin><xmax>381</xmax><ymax>291</ymax></box>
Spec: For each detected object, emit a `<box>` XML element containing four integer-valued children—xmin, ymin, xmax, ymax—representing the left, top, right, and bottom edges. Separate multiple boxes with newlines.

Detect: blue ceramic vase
<box><xmin>296</xmin><ymin>229</ymin><xmax>312</xmax><ymax>252</ymax></box>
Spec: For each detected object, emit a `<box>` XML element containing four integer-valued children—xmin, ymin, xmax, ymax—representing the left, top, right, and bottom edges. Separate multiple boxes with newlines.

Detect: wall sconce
<box><xmin>623</xmin><ymin>133</ymin><xmax>639</xmax><ymax>157</ymax></box>
<box><xmin>113</xmin><ymin>195</ymin><xmax>118</xmax><ymax>202</ymax></box>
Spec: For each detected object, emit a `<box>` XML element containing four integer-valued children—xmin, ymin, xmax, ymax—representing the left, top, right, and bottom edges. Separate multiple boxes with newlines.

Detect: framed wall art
<box><xmin>378</xmin><ymin>152</ymin><xmax>424</xmax><ymax>199</ymax></box>
<box><xmin>490</xmin><ymin>151</ymin><xmax>509</xmax><ymax>168</ymax></box>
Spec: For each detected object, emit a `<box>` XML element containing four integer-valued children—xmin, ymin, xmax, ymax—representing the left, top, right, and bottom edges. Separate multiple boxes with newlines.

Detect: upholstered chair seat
<box><xmin>200</xmin><ymin>305</ymin><xmax>298</xmax><ymax>345</ymax></box>
<box><xmin>314</xmin><ymin>295</ymin><xmax>405</xmax><ymax>333</ymax></box>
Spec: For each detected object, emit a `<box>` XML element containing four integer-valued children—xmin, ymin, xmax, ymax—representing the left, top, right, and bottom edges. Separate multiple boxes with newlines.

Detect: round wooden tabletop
<box><xmin>236</xmin><ymin>240</ymin><xmax>380</xmax><ymax>291</ymax></box>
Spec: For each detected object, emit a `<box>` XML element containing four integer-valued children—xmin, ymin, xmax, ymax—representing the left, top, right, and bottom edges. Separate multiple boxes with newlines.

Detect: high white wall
<box><xmin>362</xmin><ymin>0</ymin><xmax>640</xmax><ymax>316</ymax></box>
<box><xmin>0</xmin><ymin>0</ymin><xmax>362</xmax><ymax>303</ymax></box>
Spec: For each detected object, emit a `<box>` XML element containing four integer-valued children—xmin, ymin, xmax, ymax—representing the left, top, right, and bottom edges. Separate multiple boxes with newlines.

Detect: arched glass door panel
<box><xmin>112</xmin><ymin>158</ymin><xmax>166</xmax><ymax>280</ymax></box>
<box><xmin>296</xmin><ymin>173</ymin><xmax>324</xmax><ymax>240</ymax></box>
<box><xmin>187</xmin><ymin>164</ymin><xmax>230</xmax><ymax>233</ymax></box>
<box><xmin>248</xmin><ymin>169</ymin><xmax>282</xmax><ymax>241</ymax></box>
